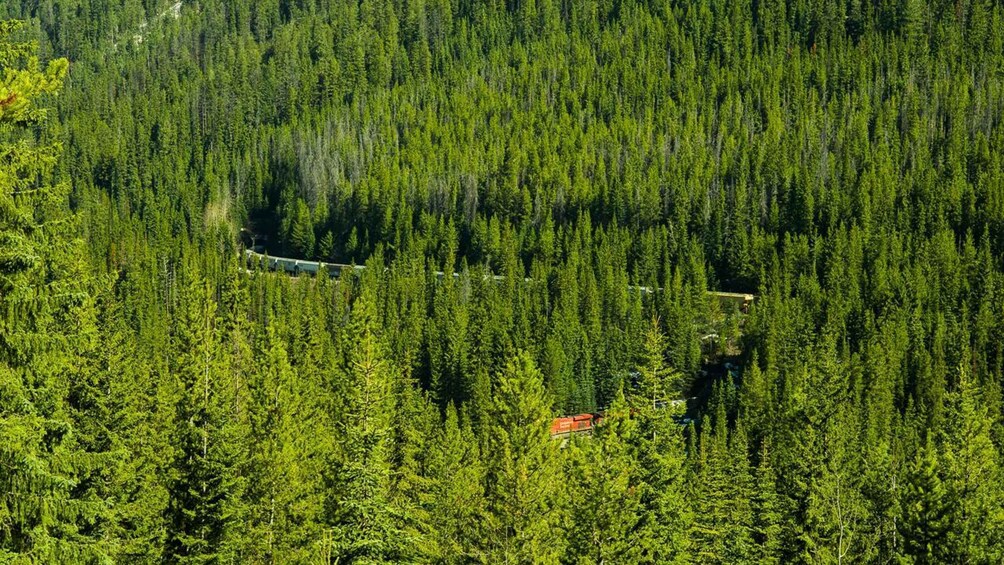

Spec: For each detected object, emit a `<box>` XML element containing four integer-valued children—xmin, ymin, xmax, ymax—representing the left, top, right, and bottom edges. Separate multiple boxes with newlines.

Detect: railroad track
<box><xmin>242</xmin><ymin>249</ymin><xmax>755</xmax><ymax>308</ymax></box>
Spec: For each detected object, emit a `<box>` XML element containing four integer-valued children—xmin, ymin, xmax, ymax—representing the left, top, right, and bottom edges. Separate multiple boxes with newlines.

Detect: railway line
<box><xmin>242</xmin><ymin>249</ymin><xmax>755</xmax><ymax>309</ymax></box>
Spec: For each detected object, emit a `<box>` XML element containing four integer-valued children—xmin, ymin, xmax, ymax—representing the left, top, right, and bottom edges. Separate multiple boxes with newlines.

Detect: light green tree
<box><xmin>0</xmin><ymin>21</ymin><xmax>104</xmax><ymax>562</ymax></box>
<box><xmin>564</xmin><ymin>389</ymin><xmax>647</xmax><ymax>564</ymax></box>
<box><xmin>325</xmin><ymin>292</ymin><xmax>408</xmax><ymax>563</ymax></box>
<box><xmin>483</xmin><ymin>351</ymin><xmax>566</xmax><ymax>564</ymax></box>
<box><xmin>898</xmin><ymin>438</ymin><xmax>950</xmax><ymax>564</ymax></box>
<box><xmin>940</xmin><ymin>363</ymin><xmax>1004</xmax><ymax>562</ymax></box>
<box><xmin>243</xmin><ymin>321</ymin><xmax>327</xmax><ymax>561</ymax></box>
<box><xmin>422</xmin><ymin>404</ymin><xmax>486</xmax><ymax>563</ymax></box>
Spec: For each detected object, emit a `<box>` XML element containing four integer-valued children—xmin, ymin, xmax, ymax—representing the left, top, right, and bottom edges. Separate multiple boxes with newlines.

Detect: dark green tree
<box><xmin>0</xmin><ymin>21</ymin><xmax>104</xmax><ymax>562</ymax></box>
<box><xmin>898</xmin><ymin>438</ymin><xmax>950</xmax><ymax>564</ymax></box>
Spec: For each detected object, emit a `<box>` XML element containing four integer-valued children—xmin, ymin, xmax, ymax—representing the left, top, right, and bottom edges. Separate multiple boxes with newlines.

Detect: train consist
<box><xmin>243</xmin><ymin>239</ymin><xmax>746</xmax><ymax>444</ymax></box>
<box><xmin>549</xmin><ymin>397</ymin><xmax>700</xmax><ymax>440</ymax></box>
<box><xmin>242</xmin><ymin>248</ymin><xmax>754</xmax><ymax>311</ymax></box>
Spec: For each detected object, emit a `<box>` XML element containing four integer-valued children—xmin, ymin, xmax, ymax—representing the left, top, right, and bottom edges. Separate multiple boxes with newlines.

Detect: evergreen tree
<box><xmin>898</xmin><ymin>438</ymin><xmax>950</xmax><ymax>564</ymax></box>
<box><xmin>80</xmin><ymin>286</ymin><xmax>173</xmax><ymax>561</ymax></box>
<box><xmin>631</xmin><ymin>354</ymin><xmax>691</xmax><ymax>563</ymax></box>
<box><xmin>244</xmin><ymin>321</ymin><xmax>327</xmax><ymax>561</ymax></box>
<box><xmin>632</xmin><ymin>317</ymin><xmax>682</xmax><ymax>410</ymax></box>
<box><xmin>689</xmin><ymin>400</ymin><xmax>733</xmax><ymax>564</ymax></box>
<box><xmin>423</xmin><ymin>404</ymin><xmax>485</xmax><ymax>563</ymax></box>
<box><xmin>164</xmin><ymin>279</ymin><xmax>232</xmax><ymax>564</ymax></box>
<box><xmin>939</xmin><ymin>362</ymin><xmax>1004</xmax><ymax>562</ymax></box>
<box><xmin>723</xmin><ymin>422</ymin><xmax>756</xmax><ymax>563</ymax></box>
<box><xmin>7</xmin><ymin>0</ymin><xmax>1004</xmax><ymax>562</ymax></box>
<box><xmin>325</xmin><ymin>291</ymin><xmax>408</xmax><ymax>563</ymax></box>
<box><xmin>0</xmin><ymin>22</ymin><xmax>103</xmax><ymax>561</ymax></box>
<box><xmin>564</xmin><ymin>390</ymin><xmax>646</xmax><ymax>563</ymax></box>
<box><xmin>801</xmin><ymin>405</ymin><xmax>870</xmax><ymax>564</ymax></box>
<box><xmin>752</xmin><ymin>440</ymin><xmax>783</xmax><ymax>564</ymax></box>
<box><xmin>483</xmin><ymin>351</ymin><xmax>566</xmax><ymax>564</ymax></box>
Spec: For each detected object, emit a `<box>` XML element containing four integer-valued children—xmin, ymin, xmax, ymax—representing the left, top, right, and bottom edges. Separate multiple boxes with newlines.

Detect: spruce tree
<box><xmin>563</xmin><ymin>389</ymin><xmax>646</xmax><ymax>563</ymax></box>
<box><xmin>689</xmin><ymin>400</ymin><xmax>733</xmax><ymax>564</ymax></box>
<box><xmin>752</xmin><ymin>440</ymin><xmax>783</xmax><ymax>564</ymax></box>
<box><xmin>423</xmin><ymin>404</ymin><xmax>486</xmax><ymax>563</ymax></box>
<box><xmin>898</xmin><ymin>438</ymin><xmax>950</xmax><ymax>564</ymax></box>
<box><xmin>483</xmin><ymin>351</ymin><xmax>566</xmax><ymax>564</ymax></box>
<box><xmin>724</xmin><ymin>421</ymin><xmax>756</xmax><ymax>563</ymax></box>
<box><xmin>325</xmin><ymin>291</ymin><xmax>408</xmax><ymax>563</ymax></box>
<box><xmin>0</xmin><ymin>21</ymin><xmax>104</xmax><ymax>561</ymax></box>
<box><xmin>939</xmin><ymin>362</ymin><xmax>1004</xmax><ymax>562</ymax></box>
<box><xmin>164</xmin><ymin>279</ymin><xmax>232</xmax><ymax>564</ymax></box>
<box><xmin>632</xmin><ymin>317</ymin><xmax>682</xmax><ymax>411</ymax></box>
<box><xmin>244</xmin><ymin>321</ymin><xmax>327</xmax><ymax>562</ymax></box>
<box><xmin>630</xmin><ymin>341</ymin><xmax>691</xmax><ymax>563</ymax></box>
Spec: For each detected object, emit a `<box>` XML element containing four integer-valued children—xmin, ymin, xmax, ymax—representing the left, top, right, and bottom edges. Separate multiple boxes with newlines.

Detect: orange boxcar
<box><xmin>550</xmin><ymin>417</ymin><xmax>574</xmax><ymax>436</ymax></box>
<box><xmin>551</xmin><ymin>413</ymin><xmax>601</xmax><ymax>437</ymax></box>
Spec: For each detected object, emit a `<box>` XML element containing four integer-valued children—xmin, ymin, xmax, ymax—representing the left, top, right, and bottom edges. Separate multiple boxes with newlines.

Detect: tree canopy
<box><xmin>3</xmin><ymin>0</ymin><xmax>1004</xmax><ymax>562</ymax></box>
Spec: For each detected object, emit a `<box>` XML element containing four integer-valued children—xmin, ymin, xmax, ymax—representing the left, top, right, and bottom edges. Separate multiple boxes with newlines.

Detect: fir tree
<box><xmin>325</xmin><ymin>291</ymin><xmax>408</xmax><ymax>563</ymax></box>
<box><xmin>0</xmin><ymin>21</ymin><xmax>103</xmax><ymax>561</ymax></box>
<box><xmin>898</xmin><ymin>438</ymin><xmax>950</xmax><ymax>564</ymax></box>
<box><xmin>939</xmin><ymin>362</ymin><xmax>1004</xmax><ymax>562</ymax></box>
<box><xmin>423</xmin><ymin>404</ymin><xmax>486</xmax><ymax>563</ymax></box>
<box><xmin>164</xmin><ymin>279</ymin><xmax>232</xmax><ymax>564</ymax></box>
<box><xmin>752</xmin><ymin>440</ymin><xmax>783</xmax><ymax>564</ymax></box>
<box><xmin>483</xmin><ymin>351</ymin><xmax>566</xmax><ymax>564</ymax></box>
<box><xmin>564</xmin><ymin>389</ymin><xmax>646</xmax><ymax>563</ymax></box>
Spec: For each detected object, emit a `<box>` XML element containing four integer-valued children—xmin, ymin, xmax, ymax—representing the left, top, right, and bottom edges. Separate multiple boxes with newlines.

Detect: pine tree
<box><xmin>244</xmin><ymin>321</ymin><xmax>327</xmax><ymax>562</ymax></box>
<box><xmin>483</xmin><ymin>351</ymin><xmax>566</xmax><ymax>564</ymax></box>
<box><xmin>0</xmin><ymin>22</ymin><xmax>105</xmax><ymax>561</ymax></box>
<box><xmin>939</xmin><ymin>362</ymin><xmax>1004</xmax><ymax>562</ymax></box>
<box><xmin>564</xmin><ymin>389</ymin><xmax>646</xmax><ymax>563</ymax></box>
<box><xmin>325</xmin><ymin>291</ymin><xmax>408</xmax><ymax>563</ymax></box>
<box><xmin>164</xmin><ymin>279</ymin><xmax>232</xmax><ymax>564</ymax></box>
<box><xmin>423</xmin><ymin>404</ymin><xmax>486</xmax><ymax>563</ymax></box>
<box><xmin>898</xmin><ymin>438</ymin><xmax>950</xmax><ymax>564</ymax></box>
<box><xmin>752</xmin><ymin>440</ymin><xmax>783</xmax><ymax>564</ymax></box>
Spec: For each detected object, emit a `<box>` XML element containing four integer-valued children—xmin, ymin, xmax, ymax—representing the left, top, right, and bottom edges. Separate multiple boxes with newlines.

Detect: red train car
<box><xmin>550</xmin><ymin>413</ymin><xmax>601</xmax><ymax>438</ymax></box>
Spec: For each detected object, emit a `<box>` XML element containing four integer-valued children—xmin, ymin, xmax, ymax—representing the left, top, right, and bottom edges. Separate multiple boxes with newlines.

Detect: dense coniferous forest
<box><xmin>3</xmin><ymin>0</ymin><xmax>1004</xmax><ymax>562</ymax></box>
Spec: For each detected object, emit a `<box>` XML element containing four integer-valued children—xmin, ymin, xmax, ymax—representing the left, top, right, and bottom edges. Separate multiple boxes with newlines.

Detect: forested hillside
<box><xmin>2</xmin><ymin>0</ymin><xmax>1004</xmax><ymax>562</ymax></box>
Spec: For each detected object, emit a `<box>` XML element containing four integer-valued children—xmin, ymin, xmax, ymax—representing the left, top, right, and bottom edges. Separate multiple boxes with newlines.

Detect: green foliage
<box><xmin>483</xmin><ymin>351</ymin><xmax>565</xmax><ymax>564</ymax></box>
<box><xmin>5</xmin><ymin>0</ymin><xmax>1004</xmax><ymax>561</ymax></box>
<box><xmin>422</xmin><ymin>404</ymin><xmax>485</xmax><ymax>563</ymax></box>
<box><xmin>325</xmin><ymin>292</ymin><xmax>410</xmax><ymax>563</ymax></box>
<box><xmin>938</xmin><ymin>363</ymin><xmax>1004</xmax><ymax>562</ymax></box>
<box><xmin>0</xmin><ymin>21</ymin><xmax>105</xmax><ymax>562</ymax></box>
<box><xmin>563</xmin><ymin>391</ymin><xmax>646</xmax><ymax>564</ymax></box>
<box><xmin>899</xmin><ymin>438</ymin><xmax>950</xmax><ymax>564</ymax></box>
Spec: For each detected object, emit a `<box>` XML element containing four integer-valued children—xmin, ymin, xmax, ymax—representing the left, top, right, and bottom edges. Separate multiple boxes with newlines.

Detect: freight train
<box><xmin>549</xmin><ymin>397</ymin><xmax>697</xmax><ymax>439</ymax></box>
<box><xmin>549</xmin><ymin>413</ymin><xmax>601</xmax><ymax>438</ymax></box>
